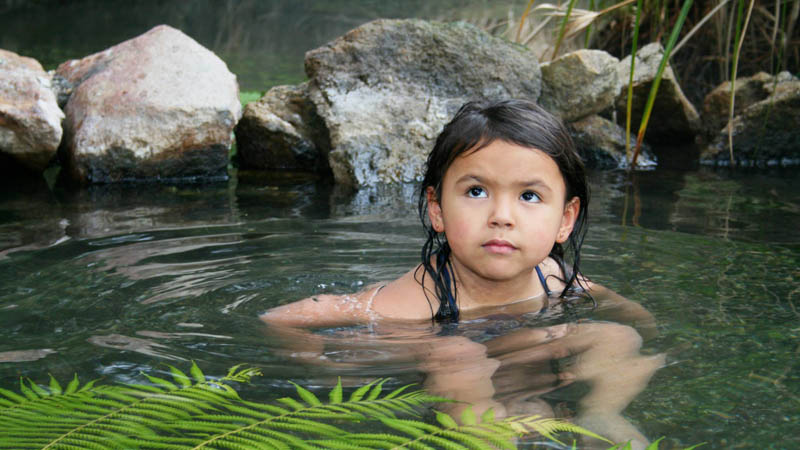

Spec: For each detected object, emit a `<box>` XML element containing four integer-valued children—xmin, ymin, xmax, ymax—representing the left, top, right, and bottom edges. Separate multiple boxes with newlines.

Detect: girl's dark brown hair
<box><xmin>417</xmin><ymin>99</ymin><xmax>590</xmax><ymax>322</ymax></box>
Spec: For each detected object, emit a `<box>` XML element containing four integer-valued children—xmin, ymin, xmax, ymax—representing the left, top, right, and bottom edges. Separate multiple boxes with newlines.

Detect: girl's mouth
<box><xmin>482</xmin><ymin>239</ymin><xmax>516</xmax><ymax>254</ymax></box>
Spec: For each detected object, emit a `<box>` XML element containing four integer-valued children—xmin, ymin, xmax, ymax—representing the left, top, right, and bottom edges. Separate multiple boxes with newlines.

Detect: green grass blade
<box><xmin>516</xmin><ymin>0</ymin><xmax>537</xmax><ymax>42</ymax></box>
<box><xmin>632</xmin><ymin>0</ymin><xmax>694</xmax><ymax>166</ymax></box>
<box><xmin>551</xmin><ymin>0</ymin><xmax>579</xmax><ymax>60</ymax></box>
<box><xmin>625</xmin><ymin>0</ymin><xmax>643</xmax><ymax>162</ymax></box>
<box><xmin>727</xmin><ymin>0</ymin><xmax>756</xmax><ymax>165</ymax></box>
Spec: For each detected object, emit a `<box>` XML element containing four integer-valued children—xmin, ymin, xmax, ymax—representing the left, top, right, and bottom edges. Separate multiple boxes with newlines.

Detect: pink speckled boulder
<box><xmin>56</xmin><ymin>25</ymin><xmax>241</xmax><ymax>184</ymax></box>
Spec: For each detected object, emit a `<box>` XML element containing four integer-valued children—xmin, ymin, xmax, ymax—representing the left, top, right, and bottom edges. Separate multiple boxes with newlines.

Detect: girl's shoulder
<box><xmin>370</xmin><ymin>266</ymin><xmax>437</xmax><ymax>322</ymax></box>
<box><xmin>260</xmin><ymin>266</ymin><xmax>433</xmax><ymax>328</ymax></box>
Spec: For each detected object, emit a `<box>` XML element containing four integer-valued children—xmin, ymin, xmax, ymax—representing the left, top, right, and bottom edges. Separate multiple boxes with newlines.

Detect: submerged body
<box><xmin>260</xmin><ymin>100</ymin><xmax>663</xmax><ymax>449</ymax></box>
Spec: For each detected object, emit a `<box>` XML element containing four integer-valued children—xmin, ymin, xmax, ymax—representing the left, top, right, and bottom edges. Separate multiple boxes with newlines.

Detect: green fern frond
<box><xmin>0</xmin><ymin>364</ymin><xmax>623</xmax><ymax>450</ymax></box>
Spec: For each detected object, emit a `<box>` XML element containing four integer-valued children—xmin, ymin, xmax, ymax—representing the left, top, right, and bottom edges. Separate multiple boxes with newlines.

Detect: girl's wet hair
<box><xmin>417</xmin><ymin>99</ymin><xmax>590</xmax><ymax>322</ymax></box>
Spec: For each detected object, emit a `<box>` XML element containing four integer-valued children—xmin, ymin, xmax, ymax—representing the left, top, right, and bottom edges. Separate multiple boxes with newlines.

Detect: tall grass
<box><xmin>625</xmin><ymin>0</ymin><xmax>643</xmax><ymax>163</ymax></box>
<box><xmin>727</xmin><ymin>0</ymin><xmax>756</xmax><ymax>165</ymax></box>
<box><xmin>631</xmin><ymin>0</ymin><xmax>695</xmax><ymax>167</ymax></box>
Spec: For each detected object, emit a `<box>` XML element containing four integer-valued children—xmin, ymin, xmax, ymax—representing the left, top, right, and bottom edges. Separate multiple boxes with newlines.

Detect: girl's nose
<box><xmin>489</xmin><ymin>198</ymin><xmax>514</xmax><ymax>228</ymax></box>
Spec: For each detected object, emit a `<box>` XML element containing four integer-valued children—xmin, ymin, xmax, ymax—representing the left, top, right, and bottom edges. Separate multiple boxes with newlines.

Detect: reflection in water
<box><xmin>88</xmin><ymin>334</ymin><xmax>185</xmax><ymax>361</ymax></box>
<box><xmin>0</xmin><ymin>168</ymin><xmax>798</xmax><ymax>448</ymax></box>
<box><xmin>0</xmin><ymin>348</ymin><xmax>56</xmax><ymax>363</ymax></box>
<box><xmin>264</xmin><ymin>318</ymin><xmax>662</xmax><ymax>448</ymax></box>
<box><xmin>262</xmin><ymin>287</ymin><xmax>664</xmax><ymax>449</ymax></box>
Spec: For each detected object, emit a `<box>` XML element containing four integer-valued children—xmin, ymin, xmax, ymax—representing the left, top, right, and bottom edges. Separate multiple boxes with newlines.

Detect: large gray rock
<box><xmin>235</xmin><ymin>83</ymin><xmax>330</xmax><ymax>172</ymax></box>
<box><xmin>568</xmin><ymin>114</ymin><xmax>655</xmax><ymax>169</ymax></box>
<box><xmin>701</xmin><ymin>79</ymin><xmax>800</xmax><ymax>166</ymax></box>
<box><xmin>56</xmin><ymin>25</ymin><xmax>242</xmax><ymax>184</ymax></box>
<box><xmin>615</xmin><ymin>43</ymin><xmax>701</xmax><ymax>143</ymax></box>
<box><xmin>540</xmin><ymin>49</ymin><xmax>620</xmax><ymax>122</ymax></box>
<box><xmin>305</xmin><ymin>19</ymin><xmax>542</xmax><ymax>186</ymax></box>
<box><xmin>0</xmin><ymin>49</ymin><xmax>63</xmax><ymax>172</ymax></box>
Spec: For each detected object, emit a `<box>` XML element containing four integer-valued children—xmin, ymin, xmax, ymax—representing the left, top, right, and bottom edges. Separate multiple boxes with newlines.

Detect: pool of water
<box><xmin>1</xmin><ymin>167</ymin><xmax>797</xmax><ymax>448</ymax></box>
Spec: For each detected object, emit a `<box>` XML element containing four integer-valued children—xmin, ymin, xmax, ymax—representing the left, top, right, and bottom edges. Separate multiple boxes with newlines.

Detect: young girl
<box><xmin>261</xmin><ymin>99</ymin><xmax>662</xmax><ymax>449</ymax></box>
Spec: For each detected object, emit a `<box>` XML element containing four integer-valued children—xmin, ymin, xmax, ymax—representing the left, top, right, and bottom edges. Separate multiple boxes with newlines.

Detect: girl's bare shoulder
<box><xmin>370</xmin><ymin>266</ymin><xmax>437</xmax><ymax>322</ymax></box>
<box><xmin>260</xmin><ymin>266</ymin><xmax>434</xmax><ymax>328</ymax></box>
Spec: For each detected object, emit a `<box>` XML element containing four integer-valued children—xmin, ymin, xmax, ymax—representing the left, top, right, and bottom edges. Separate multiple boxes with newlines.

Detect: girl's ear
<box><xmin>426</xmin><ymin>186</ymin><xmax>444</xmax><ymax>233</ymax></box>
<box><xmin>556</xmin><ymin>197</ymin><xmax>580</xmax><ymax>243</ymax></box>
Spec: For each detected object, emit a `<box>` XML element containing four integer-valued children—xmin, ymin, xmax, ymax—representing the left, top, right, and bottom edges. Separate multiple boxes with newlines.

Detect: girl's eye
<box><xmin>521</xmin><ymin>191</ymin><xmax>541</xmax><ymax>203</ymax></box>
<box><xmin>467</xmin><ymin>186</ymin><xmax>487</xmax><ymax>198</ymax></box>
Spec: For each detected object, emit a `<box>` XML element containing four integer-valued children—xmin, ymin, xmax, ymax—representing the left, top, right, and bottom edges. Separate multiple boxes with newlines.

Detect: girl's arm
<box><xmin>586</xmin><ymin>282</ymin><xmax>659</xmax><ymax>341</ymax></box>
<box><xmin>259</xmin><ymin>286</ymin><xmax>382</xmax><ymax>366</ymax></box>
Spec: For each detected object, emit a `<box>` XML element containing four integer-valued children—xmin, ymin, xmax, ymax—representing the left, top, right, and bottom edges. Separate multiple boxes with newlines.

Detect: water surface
<box><xmin>1</xmin><ymin>168</ymin><xmax>797</xmax><ymax>448</ymax></box>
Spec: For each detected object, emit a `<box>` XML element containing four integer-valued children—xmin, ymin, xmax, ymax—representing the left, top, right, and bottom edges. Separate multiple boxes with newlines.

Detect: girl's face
<box><xmin>427</xmin><ymin>140</ymin><xmax>579</xmax><ymax>285</ymax></box>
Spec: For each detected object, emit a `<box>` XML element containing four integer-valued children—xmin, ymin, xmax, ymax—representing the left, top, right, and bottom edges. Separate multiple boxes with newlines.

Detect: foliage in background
<box><xmin>239</xmin><ymin>90</ymin><xmax>263</xmax><ymax>107</ymax></box>
<box><xmin>0</xmin><ymin>362</ymin><xmax>614</xmax><ymax>449</ymax></box>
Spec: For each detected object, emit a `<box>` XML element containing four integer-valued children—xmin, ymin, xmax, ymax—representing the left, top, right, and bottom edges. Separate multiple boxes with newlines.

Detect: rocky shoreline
<box><xmin>1</xmin><ymin>21</ymin><xmax>797</xmax><ymax>187</ymax></box>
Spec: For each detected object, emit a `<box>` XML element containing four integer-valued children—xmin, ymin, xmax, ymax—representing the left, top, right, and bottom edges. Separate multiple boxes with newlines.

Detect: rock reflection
<box><xmin>0</xmin><ymin>348</ymin><xmax>56</xmax><ymax>363</ymax></box>
<box><xmin>81</xmin><ymin>234</ymin><xmax>250</xmax><ymax>305</ymax></box>
<box><xmin>88</xmin><ymin>333</ymin><xmax>185</xmax><ymax>361</ymax></box>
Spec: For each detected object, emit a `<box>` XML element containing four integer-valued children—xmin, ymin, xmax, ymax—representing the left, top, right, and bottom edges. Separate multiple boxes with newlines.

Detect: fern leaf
<box><xmin>644</xmin><ymin>436</ymin><xmax>665</xmax><ymax>449</ymax></box>
<box><xmin>461</xmin><ymin>426</ymin><xmax>516</xmax><ymax>450</ymax></box>
<box><xmin>143</xmin><ymin>373</ymin><xmax>177</xmax><ymax>391</ymax></box>
<box><xmin>76</xmin><ymin>379</ymin><xmax>101</xmax><ymax>393</ymax></box>
<box><xmin>419</xmin><ymin>434</ymin><xmax>470</xmax><ymax>449</ymax></box>
<box><xmin>329</xmin><ymin>377</ymin><xmax>343</xmax><ymax>404</ymax></box>
<box><xmin>308</xmin><ymin>438</ymin><xmax>378</xmax><ymax>450</ymax></box>
<box><xmin>442</xmin><ymin>429</ymin><xmax>496</xmax><ymax>450</ymax></box>
<box><xmin>190</xmin><ymin>361</ymin><xmax>206</xmax><ymax>384</ymax></box>
<box><xmin>290</xmin><ymin>382</ymin><xmax>323</xmax><ymax>406</ymax></box>
<box><xmin>277</xmin><ymin>396</ymin><xmax>306</xmax><ymax>411</ymax></box>
<box><xmin>166</xmin><ymin>364</ymin><xmax>192</xmax><ymax>388</ymax></box>
<box><xmin>380</xmin><ymin>418</ymin><xmax>428</xmax><ymax>438</ymax></box>
<box><xmin>383</xmin><ymin>383</ymin><xmax>415</xmax><ymax>400</ymax></box>
<box><xmin>0</xmin><ymin>386</ymin><xmax>27</xmax><ymax>404</ymax></box>
<box><xmin>366</xmin><ymin>378</ymin><xmax>389</xmax><ymax>400</ymax></box>
<box><xmin>26</xmin><ymin>379</ymin><xmax>51</xmax><ymax>398</ymax></box>
<box><xmin>435</xmin><ymin>410</ymin><xmax>459</xmax><ymax>429</ymax></box>
<box><xmin>240</xmin><ymin>400</ymin><xmax>291</xmax><ymax>415</ymax></box>
<box><xmin>348</xmin><ymin>380</ymin><xmax>378</xmax><ymax>402</ymax></box>
<box><xmin>479</xmin><ymin>408</ymin><xmax>495</xmax><ymax>424</ymax></box>
<box><xmin>48</xmin><ymin>375</ymin><xmax>62</xmax><ymax>395</ymax></box>
<box><xmin>63</xmin><ymin>375</ymin><xmax>80</xmax><ymax>395</ymax></box>
<box><xmin>344</xmin><ymin>400</ymin><xmax>399</xmax><ymax>419</ymax></box>
<box><xmin>518</xmin><ymin>415</ymin><xmax>611</xmax><ymax>444</ymax></box>
<box><xmin>18</xmin><ymin>378</ymin><xmax>39</xmax><ymax>400</ymax></box>
<box><xmin>460</xmin><ymin>407</ymin><xmax>477</xmax><ymax>426</ymax></box>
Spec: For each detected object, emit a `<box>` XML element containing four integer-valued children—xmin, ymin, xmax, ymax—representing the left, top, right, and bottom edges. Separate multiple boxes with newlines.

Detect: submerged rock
<box><xmin>0</xmin><ymin>49</ymin><xmax>64</xmax><ymax>172</ymax></box>
<box><xmin>540</xmin><ymin>49</ymin><xmax>620</xmax><ymax>122</ymax></box>
<box><xmin>56</xmin><ymin>25</ymin><xmax>242</xmax><ymax>184</ymax></box>
<box><xmin>304</xmin><ymin>19</ymin><xmax>542</xmax><ymax>186</ymax></box>
<box><xmin>701</xmin><ymin>78</ymin><xmax>800</xmax><ymax>166</ymax></box>
<box><xmin>568</xmin><ymin>114</ymin><xmax>656</xmax><ymax>169</ymax></box>
<box><xmin>615</xmin><ymin>43</ymin><xmax>701</xmax><ymax>144</ymax></box>
<box><xmin>235</xmin><ymin>83</ymin><xmax>330</xmax><ymax>173</ymax></box>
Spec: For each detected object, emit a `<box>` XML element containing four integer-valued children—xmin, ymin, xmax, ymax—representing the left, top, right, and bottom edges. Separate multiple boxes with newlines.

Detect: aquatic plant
<box><xmin>630</xmin><ymin>0</ymin><xmax>694</xmax><ymax>167</ymax></box>
<box><xmin>0</xmin><ymin>362</ymin><xmax>610</xmax><ymax>449</ymax></box>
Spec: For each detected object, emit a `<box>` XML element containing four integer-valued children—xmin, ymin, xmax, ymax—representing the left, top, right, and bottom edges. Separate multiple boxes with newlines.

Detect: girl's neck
<box><xmin>448</xmin><ymin>259</ymin><xmax>546</xmax><ymax>310</ymax></box>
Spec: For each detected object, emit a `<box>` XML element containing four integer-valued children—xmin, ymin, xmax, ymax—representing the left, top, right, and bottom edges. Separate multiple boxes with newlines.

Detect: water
<box><xmin>1</xmin><ymin>168</ymin><xmax>798</xmax><ymax>448</ymax></box>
